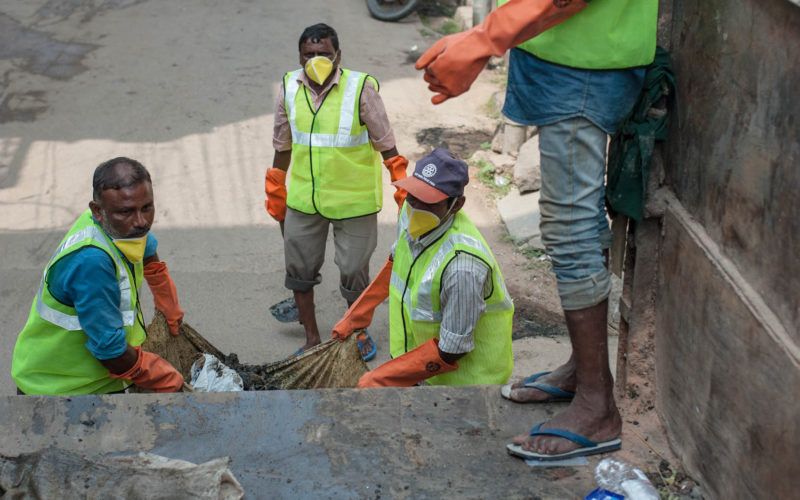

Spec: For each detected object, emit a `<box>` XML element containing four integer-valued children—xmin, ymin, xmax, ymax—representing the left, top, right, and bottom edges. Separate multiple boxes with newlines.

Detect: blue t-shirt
<box><xmin>502</xmin><ymin>48</ymin><xmax>646</xmax><ymax>135</ymax></box>
<box><xmin>46</xmin><ymin>233</ymin><xmax>158</xmax><ymax>360</ymax></box>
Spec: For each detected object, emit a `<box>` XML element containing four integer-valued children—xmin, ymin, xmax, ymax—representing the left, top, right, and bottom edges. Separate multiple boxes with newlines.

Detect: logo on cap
<box><xmin>421</xmin><ymin>163</ymin><xmax>437</xmax><ymax>178</ymax></box>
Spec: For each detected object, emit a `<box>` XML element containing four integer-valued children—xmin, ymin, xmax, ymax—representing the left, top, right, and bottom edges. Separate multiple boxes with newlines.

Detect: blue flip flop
<box><xmin>500</xmin><ymin>371</ymin><xmax>576</xmax><ymax>403</ymax></box>
<box><xmin>292</xmin><ymin>347</ymin><xmax>305</xmax><ymax>357</ymax></box>
<box><xmin>506</xmin><ymin>422</ymin><xmax>621</xmax><ymax>461</ymax></box>
<box><xmin>356</xmin><ymin>330</ymin><xmax>377</xmax><ymax>362</ymax></box>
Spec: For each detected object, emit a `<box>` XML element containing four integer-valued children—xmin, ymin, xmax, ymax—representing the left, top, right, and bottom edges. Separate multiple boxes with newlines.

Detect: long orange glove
<box><xmin>383</xmin><ymin>155</ymin><xmax>408</xmax><ymax>209</ymax></box>
<box><xmin>143</xmin><ymin>261</ymin><xmax>184</xmax><ymax>336</ymax></box>
<box><xmin>265</xmin><ymin>167</ymin><xmax>287</xmax><ymax>222</ymax></box>
<box><xmin>415</xmin><ymin>0</ymin><xmax>587</xmax><ymax>104</ymax></box>
<box><xmin>357</xmin><ymin>339</ymin><xmax>458</xmax><ymax>388</ymax></box>
<box><xmin>109</xmin><ymin>347</ymin><xmax>184</xmax><ymax>392</ymax></box>
<box><xmin>332</xmin><ymin>258</ymin><xmax>392</xmax><ymax>340</ymax></box>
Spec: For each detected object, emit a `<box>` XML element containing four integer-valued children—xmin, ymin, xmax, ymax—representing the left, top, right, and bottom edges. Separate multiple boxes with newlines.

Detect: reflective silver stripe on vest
<box><xmin>417</xmin><ymin>234</ymin><xmax>513</xmax><ymax>322</ymax></box>
<box><xmin>35</xmin><ymin>226</ymin><xmax>135</xmax><ymax>330</ymax></box>
<box><xmin>285</xmin><ymin>69</ymin><xmax>302</xmax><ymax>130</ymax></box>
<box><xmin>336</xmin><ymin>70</ymin><xmax>362</xmax><ymax>137</ymax></box>
<box><xmin>285</xmin><ymin>69</ymin><xmax>370</xmax><ymax>148</ymax></box>
<box><xmin>413</xmin><ymin>234</ymin><xmax>483</xmax><ymax>321</ymax></box>
<box><xmin>390</xmin><ymin>270</ymin><xmax>424</xmax><ymax>320</ymax></box>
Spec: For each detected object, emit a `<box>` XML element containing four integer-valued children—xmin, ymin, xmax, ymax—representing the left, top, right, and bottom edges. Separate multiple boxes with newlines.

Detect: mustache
<box><xmin>127</xmin><ymin>227</ymin><xmax>150</xmax><ymax>238</ymax></box>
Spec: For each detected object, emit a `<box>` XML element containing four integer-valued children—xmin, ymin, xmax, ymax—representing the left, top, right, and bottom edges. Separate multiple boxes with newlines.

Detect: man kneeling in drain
<box><xmin>332</xmin><ymin>148</ymin><xmax>514</xmax><ymax>387</ymax></box>
<box><xmin>12</xmin><ymin>158</ymin><xmax>185</xmax><ymax>395</ymax></box>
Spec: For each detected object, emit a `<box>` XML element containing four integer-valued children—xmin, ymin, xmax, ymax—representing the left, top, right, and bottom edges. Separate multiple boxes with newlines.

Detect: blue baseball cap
<box><xmin>393</xmin><ymin>148</ymin><xmax>469</xmax><ymax>204</ymax></box>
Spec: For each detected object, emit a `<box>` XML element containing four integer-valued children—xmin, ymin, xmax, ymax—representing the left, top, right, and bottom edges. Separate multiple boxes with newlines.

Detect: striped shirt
<box><xmin>392</xmin><ymin>216</ymin><xmax>490</xmax><ymax>354</ymax></box>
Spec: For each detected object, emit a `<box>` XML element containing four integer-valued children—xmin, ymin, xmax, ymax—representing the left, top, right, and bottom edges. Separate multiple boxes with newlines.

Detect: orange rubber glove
<box><xmin>265</xmin><ymin>167</ymin><xmax>287</xmax><ymax>222</ymax></box>
<box><xmin>357</xmin><ymin>339</ymin><xmax>458</xmax><ymax>388</ymax></box>
<box><xmin>109</xmin><ymin>346</ymin><xmax>184</xmax><ymax>392</ymax></box>
<box><xmin>332</xmin><ymin>258</ymin><xmax>392</xmax><ymax>340</ymax></box>
<box><xmin>143</xmin><ymin>261</ymin><xmax>184</xmax><ymax>336</ymax></box>
<box><xmin>383</xmin><ymin>155</ymin><xmax>408</xmax><ymax>209</ymax></box>
<box><xmin>415</xmin><ymin>0</ymin><xmax>586</xmax><ymax>104</ymax></box>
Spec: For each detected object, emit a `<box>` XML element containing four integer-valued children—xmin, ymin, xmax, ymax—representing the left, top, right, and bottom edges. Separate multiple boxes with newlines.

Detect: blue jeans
<box><xmin>539</xmin><ymin>117</ymin><xmax>612</xmax><ymax>310</ymax></box>
<box><xmin>503</xmin><ymin>48</ymin><xmax>645</xmax><ymax>135</ymax></box>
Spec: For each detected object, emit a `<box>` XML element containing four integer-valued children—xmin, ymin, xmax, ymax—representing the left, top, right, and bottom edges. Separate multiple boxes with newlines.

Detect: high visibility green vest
<box><xmin>390</xmin><ymin>208</ymin><xmax>514</xmax><ymax>385</ymax></box>
<box><xmin>498</xmin><ymin>0</ymin><xmax>658</xmax><ymax>69</ymax></box>
<box><xmin>285</xmin><ymin>68</ymin><xmax>383</xmax><ymax>220</ymax></box>
<box><xmin>11</xmin><ymin>210</ymin><xmax>146</xmax><ymax>395</ymax></box>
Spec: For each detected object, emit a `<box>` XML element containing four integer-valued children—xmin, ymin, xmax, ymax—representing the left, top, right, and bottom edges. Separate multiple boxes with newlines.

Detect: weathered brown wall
<box><xmin>666</xmin><ymin>0</ymin><xmax>800</xmax><ymax>330</ymax></box>
<box><xmin>654</xmin><ymin>0</ymin><xmax>800</xmax><ymax>497</ymax></box>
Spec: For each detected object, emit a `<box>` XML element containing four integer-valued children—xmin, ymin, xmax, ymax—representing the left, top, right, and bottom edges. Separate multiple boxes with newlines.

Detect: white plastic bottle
<box><xmin>594</xmin><ymin>458</ymin><xmax>660</xmax><ymax>500</ymax></box>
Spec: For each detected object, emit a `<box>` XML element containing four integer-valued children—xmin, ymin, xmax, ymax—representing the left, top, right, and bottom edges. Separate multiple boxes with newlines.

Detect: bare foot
<box><xmin>505</xmin><ymin>359</ymin><xmax>576</xmax><ymax>403</ymax></box>
<box><xmin>512</xmin><ymin>393</ymin><xmax>622</xmax><ymax>456</ymax></box>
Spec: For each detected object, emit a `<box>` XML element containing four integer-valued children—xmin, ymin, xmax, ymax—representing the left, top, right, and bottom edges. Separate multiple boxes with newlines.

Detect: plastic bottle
<box><xmin>594</xmin><ymin>458</ymin><xmax>659</xmax><ymax>500</ymax></box>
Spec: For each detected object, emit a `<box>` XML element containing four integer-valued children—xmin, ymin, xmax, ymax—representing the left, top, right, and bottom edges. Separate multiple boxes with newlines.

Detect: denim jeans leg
<box><xmin>597</xmin><ymin>184</ymin><xmax>613</xmax><ymax>251</ymax></box>
<box><xmin>538</xmin><ymin>117</ymin><xmax>612</xmax><ymax>310</ymax></box>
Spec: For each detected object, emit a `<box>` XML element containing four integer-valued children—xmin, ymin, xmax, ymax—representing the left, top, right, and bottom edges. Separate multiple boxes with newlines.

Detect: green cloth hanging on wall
<box><xmin>607</xmin><ymin>47</ymin><xmax>676</xmax><ymax>221</ymax></box>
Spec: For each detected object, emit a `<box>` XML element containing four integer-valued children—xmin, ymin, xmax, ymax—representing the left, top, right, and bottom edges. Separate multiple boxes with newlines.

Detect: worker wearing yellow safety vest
<box><xmin>332</xmin><ymin>149</ymin><xmax>514</xmax><ymax>387</ymax></box>
<box><xmin>11</xmin><ymin>158</ymin><xmax>185</xmax><ymax>395</ymax></box>
<box><xmin>265</xmin><ymin>23</ymin><xmax>410</xmax><ymax>360</ymax></box>
<box><xmin>414</xmin><ymin>0</ymin><xmax>657</xmax><ymax>461</ymax></box>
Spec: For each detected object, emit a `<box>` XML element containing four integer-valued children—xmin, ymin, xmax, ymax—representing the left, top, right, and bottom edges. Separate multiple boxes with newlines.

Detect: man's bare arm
<box><xmin>273</xmin><ymin>150</ymin><xmax>291</xmax><ymax>171</ymax></box>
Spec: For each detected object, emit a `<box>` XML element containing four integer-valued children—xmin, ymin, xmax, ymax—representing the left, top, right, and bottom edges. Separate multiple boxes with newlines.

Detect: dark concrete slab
<box><xmin>1</xmin><ymin>386</ymin><xmax>596</xmax><ymax>498</ymax></box>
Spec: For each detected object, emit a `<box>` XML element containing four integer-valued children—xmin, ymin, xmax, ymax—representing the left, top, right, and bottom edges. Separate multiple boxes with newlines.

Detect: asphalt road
<box><xmin>0</xmin><ymin>0</ymin><xmax>501</xmax><ymax>394</ymax></box>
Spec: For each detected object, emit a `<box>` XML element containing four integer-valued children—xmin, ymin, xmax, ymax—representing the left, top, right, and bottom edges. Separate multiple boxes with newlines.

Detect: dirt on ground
<box><xmin>415</xmin><ymin>126</ymin><xmax>493</xmax><ymax>160</ymax></box>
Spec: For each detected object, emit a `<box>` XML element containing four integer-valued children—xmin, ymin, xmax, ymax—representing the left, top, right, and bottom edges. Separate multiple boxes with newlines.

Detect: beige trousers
<box><xmin>283</xmin><ymin>208</ymin><xmax>378</xmax><ymax>303</ymax></box>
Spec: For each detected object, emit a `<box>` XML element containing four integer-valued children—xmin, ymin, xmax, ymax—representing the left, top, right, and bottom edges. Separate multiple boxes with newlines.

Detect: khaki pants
<box><xmin>283</xmin><ymin>208</ymin><xmax>378</xmax><ymax>303</ymax></box>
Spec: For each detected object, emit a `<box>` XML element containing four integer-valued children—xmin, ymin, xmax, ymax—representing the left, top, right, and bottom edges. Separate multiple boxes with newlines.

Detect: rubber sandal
<box><xmin>292</xmin><ymin>347</ymin><xmax>305</xmax><ymax>357</ymax></box>
<box><xmin>356</xmin><ymin>330</ymin><xmax>377</xmax><ymax>362</ymax></box>
<box><xmin>506</xmin><ymin>422</ymin><xmax>621</xmax><ymax>461</ymax></box>
<box><xmin>500</xmin><ymin>371</ymin><xmax>575</xmax><ymax>403</ymax></box>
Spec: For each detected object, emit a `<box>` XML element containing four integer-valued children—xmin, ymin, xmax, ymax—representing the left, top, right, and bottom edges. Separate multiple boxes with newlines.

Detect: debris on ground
<box><xmin>269</xmin><ymin>296</ymin><xmax>299</xmax><ymax>323</ymax></box>
<box><xmin>190</xmin><ymin>354</ymin><xmax>244</xmax><ymax>392</ymax></box>
<box><xmin>646</xmin><ymin>459</ymin><xmax>704</xmax><ymax>499</ymax></box>
<box><xmin>0</xmin><ymin>449</ymin><xmax>244</xmax><ymax>499</ymax></box>
<box><xmin>416</xmin><ymin>126</ymin><xmax>492</xmax><ymax>159</ymax></box>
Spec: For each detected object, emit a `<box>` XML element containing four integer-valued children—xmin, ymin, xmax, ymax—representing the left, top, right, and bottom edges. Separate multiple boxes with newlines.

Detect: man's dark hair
<box><xmin>298</xmin><ymin>23</ymin><xmax>339</xmax><ymax>52</ymax></box>
<box><xmin>92</xmin><ymin>157</ymin><xmax>151</xmax><ymax>201</ymax></box>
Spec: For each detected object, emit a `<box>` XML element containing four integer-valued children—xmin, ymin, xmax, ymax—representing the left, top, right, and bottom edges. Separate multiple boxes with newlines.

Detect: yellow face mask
<box><xmin>304</xmin><ymin>55</ymin><xmax>334</xmax><ymax>85</ymax></box>
<box><xmin>113</xmin><ymin>235</ymin><xmax>148</xmax><ymax>263</ymax></box>
<box><xmin>406</xmin><ymin>203</ymin><xmax>449</xmax><ymax>240</ymax></box>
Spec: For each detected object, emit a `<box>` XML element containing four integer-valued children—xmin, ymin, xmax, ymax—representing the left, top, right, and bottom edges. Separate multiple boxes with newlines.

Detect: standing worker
<box><xmin>415</xmin><ymin>0</ymin><xmax>657</xmax><ymax>460</ymax></box>
<box><xmin>264</xmin><ymin>23</ymin><xmax>410</xmax><ymax>360</ymax></box>
<box><xmin>11</xmin><ymin>157</ymin><xmax>185</xmax><ymax>395</ymax></box>
<box><xmin>332</xmin><ymin>149</ymin><xmax>514</xmax><ymax>387</ymax></box>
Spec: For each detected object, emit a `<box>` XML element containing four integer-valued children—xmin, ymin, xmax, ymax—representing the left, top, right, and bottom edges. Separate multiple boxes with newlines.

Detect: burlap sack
<box><xmin>143</xmin><ymin>313</ymin><xmax>368</xmax><ymax>390</ymax></box>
